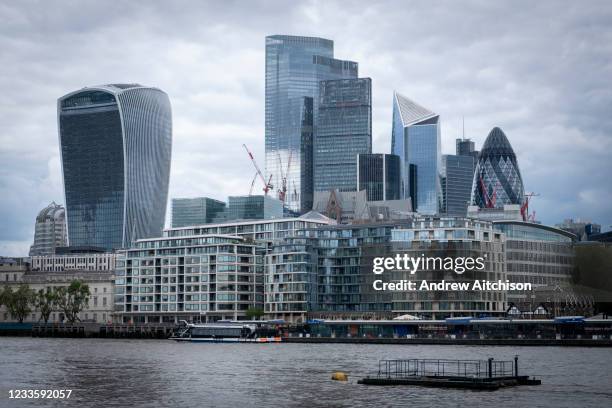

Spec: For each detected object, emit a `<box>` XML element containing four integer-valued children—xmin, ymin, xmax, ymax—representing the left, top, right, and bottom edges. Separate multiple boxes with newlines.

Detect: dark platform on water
<box><xmin>358</xmin><ymin>357</ymin><xmax>541</xmax><ymax>391</ymax></box>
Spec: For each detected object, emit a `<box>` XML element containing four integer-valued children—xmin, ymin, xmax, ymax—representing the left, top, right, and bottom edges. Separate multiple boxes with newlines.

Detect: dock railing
<box><xmin>377</xmin><ymin>357</ymin><xmax>517</xmax><ymax>379</ymax></box>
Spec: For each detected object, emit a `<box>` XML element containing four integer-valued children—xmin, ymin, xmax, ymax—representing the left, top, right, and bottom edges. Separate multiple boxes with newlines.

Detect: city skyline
<box><xmin>1</xmin><ymin>0</ymin><xmax>611</xmax><ymax>255</ymax></box>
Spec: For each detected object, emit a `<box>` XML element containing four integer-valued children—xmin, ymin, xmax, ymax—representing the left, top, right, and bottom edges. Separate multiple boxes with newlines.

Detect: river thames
<box><xmin>1</xmin><ymin>337</ymin><xmax>611</xmax><ymax>407</ymax></box>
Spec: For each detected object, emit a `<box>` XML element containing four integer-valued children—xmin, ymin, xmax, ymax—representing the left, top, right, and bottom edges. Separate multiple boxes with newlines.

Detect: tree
<box><xmin>0</xmin><ymin>286</ymin><xmax>9</xmax><ymax>308</ymax></box>
<box><xmin>3</xmin><ymin>285</ymin><xmax>35</xmax><ymax>323</ymax></box>
<box><xmin>56</xmin><ymin>280</ymin><xmax>90</xmax><ymax>324</ymax></box>
<box><xmin>34</xmin><ymin>288</ymin><xmax>58</xmax><ymax>323</ymax></box>
<box><xmin>246</xmin><ymin>306</ymin><xmax>264</xmax><ymax>320</ymax></box>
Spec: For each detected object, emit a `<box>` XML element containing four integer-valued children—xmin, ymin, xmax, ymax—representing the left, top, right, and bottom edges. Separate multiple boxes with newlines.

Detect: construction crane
<box><xmin>479</xmin><ymin>176</ymin><xmax>498</xmax><ymax>208</ymax></box>
<box><xmin>243</xmin><ymin>144</ymin><xmax>273</xmax><ymax>195</ymax></box>
<box><xmin>248</xmin><ymin>172</ymin><xmax>258</xmax><ymax>195</ymax></box>
<box><xmin>276</xmin><ymin>151</ymin><xmax>293</xmax><ymax>204</ymax></box>
<box><xmin>521</xmin><ymin>192</ymin><xmax>540</xmax><ymax>222</ymax></box>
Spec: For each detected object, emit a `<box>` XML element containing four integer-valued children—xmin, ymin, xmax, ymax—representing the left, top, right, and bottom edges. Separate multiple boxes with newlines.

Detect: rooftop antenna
<box><xmin>462</xmin><ymin>116</ymin><xmax>465</xmax><ymax>140</ymax></box>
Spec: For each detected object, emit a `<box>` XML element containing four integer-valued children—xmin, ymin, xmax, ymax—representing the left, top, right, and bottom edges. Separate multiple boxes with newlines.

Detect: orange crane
<box><xmin>243</xmin><ymin>144</ymin><xmax>273</xmax><ymax>195</ymax></box>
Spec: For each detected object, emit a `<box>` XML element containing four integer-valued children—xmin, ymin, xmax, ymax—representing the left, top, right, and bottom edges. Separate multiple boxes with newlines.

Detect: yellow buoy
<box><xmin>331</xmin><ymin>371</ymin><xmax>348</xmax><ymax>381</ymax></box>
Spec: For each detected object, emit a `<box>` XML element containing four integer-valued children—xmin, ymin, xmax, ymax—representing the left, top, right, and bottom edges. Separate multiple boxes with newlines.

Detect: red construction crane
<box><xmin>243</xmin><ymin>144</ymin><xmax>273</xmax><ymax>195</ymax></box>
<box><xmin>277</xmin><ymin>151</ymin><xmax>293</xmax><ymax>204</ymax></box>
<box><xmin>479</xmin><ymin>176</ymin><xmax>499</xmax><ymax>208</ymax></box>
<box><xmin>521</xmin><ymin>192</ymin><xmax>540</xmax><ymax>221</ymax></box>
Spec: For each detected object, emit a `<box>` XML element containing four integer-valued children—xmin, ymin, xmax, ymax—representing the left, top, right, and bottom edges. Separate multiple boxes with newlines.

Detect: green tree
<box><xmin>3</xmin><ymin>285</ymin><xmax>35</xmax><ymax>323</ymax></box>
<box><xmin>55</xmin><ymin>280</ymin><xmax>90</xmax><ymax>323</ymax></box>
<box><xmin>34</xmin><ymin>288</ymin><xmax>58</xmax><ymax>323</ymax></box>
<box><xmin>0</xmin><ymin>286</ymin><xmax>9</xmax><ymax>308</ymax></box>
<box><xmin>246</xmin><ymin>306</ymin><xmax>264</xmax><ymax>320</ymax></box>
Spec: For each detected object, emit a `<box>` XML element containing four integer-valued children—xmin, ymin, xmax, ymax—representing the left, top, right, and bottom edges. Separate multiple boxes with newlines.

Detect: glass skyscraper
<box><xmin>265</xmin><ymin>35</ymin><xmax>358</xmax><ymax>214</ymax></box>
<box><xmin>314</xmin><ymin>78</ymin><xmax>372</xmax><ymax>192</ymax></box>
<box><xmin>357</xmin><ymin>153</ymin><xmax>401</xmax><ymax>201</ymax></box>
<box><xmin>391</xmin><ymin>92</ymin><xmax>442</xmax><ymax>214</ymax></box>
<box><xmin>471</xmin><ymin>127</ymin><xmax>524</xmax><ymax>208</ymax></box>
<box><xmin>58</xmin><ymin>84</ymin><xmax>172</xmax><ymax>250</ymax></box>
<box><xmin>443</xmin><ymin>154</ymin><xmax>476</xmax><ymax>216</ymax></box>
<box><xmin>443</xmin><ymin>138</ymin><xmax>478</xmax><ymax>216</ymax></box>
<box><xmin>171</xmin><ymin>197</ymin><xmax>226</xmax><ymax>228</ymax></box>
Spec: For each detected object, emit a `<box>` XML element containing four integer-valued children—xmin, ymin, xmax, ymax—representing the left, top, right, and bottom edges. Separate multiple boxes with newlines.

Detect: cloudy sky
<box><xmin>1</xmin><ymin>0</ymin><xmax>611</xmax><ymax>256</ymax></box>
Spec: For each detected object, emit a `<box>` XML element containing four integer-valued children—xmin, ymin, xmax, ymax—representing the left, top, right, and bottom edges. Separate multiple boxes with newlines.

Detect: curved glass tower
<box><xmin>471</xmin><ymin>127</ymin><xmax>524</xmax><ymax>208</ymax></box>
<box><xmin>58</xmin><ymin>84</ymin><xmax>172</xmax><ymax>250</ymax></box>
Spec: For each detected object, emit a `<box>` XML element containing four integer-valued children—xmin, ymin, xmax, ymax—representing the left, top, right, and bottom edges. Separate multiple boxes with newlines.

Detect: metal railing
<box><xmin>377</xmin><ymin>358</ymin><xmax>517</xmax><ymax>379</ymax></box>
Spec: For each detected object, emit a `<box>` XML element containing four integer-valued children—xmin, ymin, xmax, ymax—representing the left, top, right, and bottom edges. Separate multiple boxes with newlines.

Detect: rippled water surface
<box><xmin>1</xmin><ymin>337</ymin><xmax>611</xmax><ymax>407</ymax></box>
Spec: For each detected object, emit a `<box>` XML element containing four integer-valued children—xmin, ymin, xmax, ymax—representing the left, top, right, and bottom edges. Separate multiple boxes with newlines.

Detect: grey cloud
<box><xmin>1</xmin><ymin>0</ymin><xmax>611</xmax><ymax>255</ymax></box>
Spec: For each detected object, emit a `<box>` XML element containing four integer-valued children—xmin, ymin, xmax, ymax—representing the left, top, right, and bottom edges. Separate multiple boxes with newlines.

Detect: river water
<box><xmin>0</xmin><ymin>337</ymin><xmax>611</xmax><ymax>407</ymax></box>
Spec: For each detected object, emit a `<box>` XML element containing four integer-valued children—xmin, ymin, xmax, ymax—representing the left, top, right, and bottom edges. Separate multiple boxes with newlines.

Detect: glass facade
<box><xmin>265</xmin><ymin>237</ymin><xmax>319</xmax><ymax>322</ymax></box>
<box><xmin>391</xmin><ymin>219</ymin><xmax>507</xmax><ymax>318</ymax></box>
<box><xmin>59</xmin><ymin>84</ymin><xmax>172</xmax><ymax>250</ymax></box>
<box><xmin>391</xmin><ymin>92</ymin><xmax>441</xmax><ymax>215</ymax></box>
<box><xmin>265</xmin><ymin>35</ymin><xmax>358</xmax><ymax>213</ymax></box>
<box><xmin>443</xmin><ymin>154</ymin><xmax>475</xmax><ymax>216</ymax></box>
<box><xmin>472</xmin><ymin>127</ymin><xmax>524</xmax><ymax>209</ymax></box>
<box><xmin>314</xmin><ymin>78</ymin><xmax>372</xmax><ymax>192</ymax></box>
<box><xmin>493</xmin><ymin>221</ymin><xmax>575</xmax><ymax>309</ymax></box>
<box><xmin>357</xmin><ymin>154</ymin><xmax>401</xmax><ymax>201</ymax></box>
<box><xmin>171</xmin><ymin>197</ymin><xmax>226</xmax><ymax>228</ymax></box>
<box><xmin>219</xmin><ymin>196</ymin><xmax>283</xmax><ymax>222</ymax></box>
<box><xmin>115</xmin><ymin>235</ymin><xmax>266</xmax><ymax>323</ymax></box>
<box><xmin>265</xmin><ymin>217</ymin><xmax>507</xmax><ymax>321</ymax></box>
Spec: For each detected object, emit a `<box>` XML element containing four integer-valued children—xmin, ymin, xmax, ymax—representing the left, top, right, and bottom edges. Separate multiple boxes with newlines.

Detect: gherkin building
<box><xmin>471</xmin><ymin>127</ymin><xmax>524</xmax><ymax>208</ymax></box>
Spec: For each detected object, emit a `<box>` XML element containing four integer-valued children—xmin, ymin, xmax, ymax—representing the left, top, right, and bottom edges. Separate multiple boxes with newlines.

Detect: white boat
<box><xmin>170</xmin><ymin>321</ymin><xmax>282</xmax><ymax>343</ymax></box>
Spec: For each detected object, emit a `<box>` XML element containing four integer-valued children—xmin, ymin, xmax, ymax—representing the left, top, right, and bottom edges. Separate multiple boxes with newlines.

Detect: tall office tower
<box><xmin>456</xmin><ymin>138</ymin><xmax>478</xmax><ymax>157</ymax></box>
<box><xmin>315</xmin><ymin>78</ymin><xmax>372</xmax><ymax>192</ymax></box>
<box><xmin>357</xmin><ymin>153</ymin><xmax>401</xmax><ymax>201</ymax></box>
<box><xmin>58</xmin><ymin>84</ymin><xmax>172</xmax><ymax>250</ymax></box>
<box><xmin>443</xmin><ymin>138</ymin><xmax>479</xmax><ymax>216</ymax></box>
<box><xmin>29</xmin><ymin>202</ymin><xmax>67</xmax><ymax>256</ymax></box>
<box><xmin>265</xmin><ymin>35</ymin><xmax>358</xmax><ymax>214</ymax></box>
<box><xmin>471</xmin><ymin>127</ymin><xmax>524</xmax><ymax>209</ymax></box>
<box><xmin>171</xmin><ymin>197</ymin><xmax>226</xmax><ymax>228</ymax></box>
<box><xmin>391</xmin><ymin>92</ymin><xmax>442</xmax><ymax>214</ymax></box>
<box><xmin>443</xmin><ymin>155</ymin><xmax>476</xmax><ymax>216</ymax></box>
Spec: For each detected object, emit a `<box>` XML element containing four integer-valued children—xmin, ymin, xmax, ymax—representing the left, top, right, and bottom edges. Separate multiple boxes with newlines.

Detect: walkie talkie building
<box><xmin>58</xmin><ymin>84</ymin><xmax>172</xmax><ymax>250</ymax></box>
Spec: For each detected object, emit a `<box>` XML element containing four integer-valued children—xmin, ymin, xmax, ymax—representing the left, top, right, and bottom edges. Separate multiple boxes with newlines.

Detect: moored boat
<box><xmin>170</xmin><ymin>321</ymin><xmax>282</xmax><ymax>343</ymax></box>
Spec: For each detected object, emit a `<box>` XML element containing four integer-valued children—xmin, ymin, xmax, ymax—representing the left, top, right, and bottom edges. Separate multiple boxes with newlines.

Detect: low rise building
<box><xmin>0</xmin><ymin>261</ymin><xmax>113</xmax><ymax>324</ymax></box>
<box><xmin>492</xmin><ymin>221</ymin><xmax>576</xmax><ymax>312</ymax></box>
<box><xmin>30</xmin><ymin>252</ymin><xmax>117</xmax><ymax>272</ymax></box>
<box><xmin>312</xmin><ymin>189</ymin><xmax>413</xmax><ymax>224</ymax></box>
<box><xmin>171</xmin><ymin>197</ymin><xmax>226</xmax><ymax>227</ymax></box>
